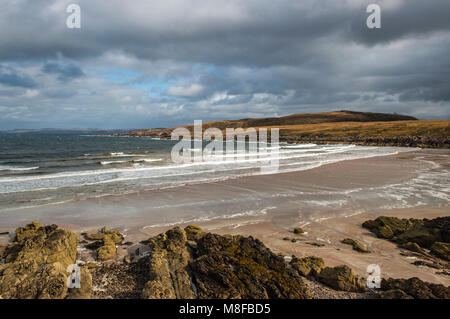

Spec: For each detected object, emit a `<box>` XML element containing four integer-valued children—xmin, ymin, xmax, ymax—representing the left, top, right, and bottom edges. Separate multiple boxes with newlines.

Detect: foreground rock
<box><xmin>316</xmin><ymin>265</ymin><xmax>365</xmax><ymax>292</ymax></box>
<box><xmin>363</xmin><ymin>216</ymin><xmax>450</xmax><ymax>261</ymax></box>
<box><xmin>1</xmin><ymin>222</ymin><xmax>449</xmax><ymax>299</ymax></box>
<box><xmin>378</xmin><ymin>277</ymin><xmax>450</xmax><ymax>299</ymax></box>
<box><xmin>141</xmin><ymin>225</ymin><xmax>310</xmax><ymax>299</ymax></box>
<box><xmin>0</xmin><ymin>222</ymin><xmax>79</xmax><ymax>299</ymax></box>
<box><xmin>290</xmin><ymin>256</ymin><xmax>325</xmax><ymax>277</ymax></box>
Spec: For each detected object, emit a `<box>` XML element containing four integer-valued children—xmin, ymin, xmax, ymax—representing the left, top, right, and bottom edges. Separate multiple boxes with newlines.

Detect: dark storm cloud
<box><xmin>0</xmin><ymin>0</ymin><xmax>449</xmax><ymax>129</ymax></box>
<box><xmin>350</xmin><ymin>0</ymin><xmax>450</xmax><ymax>45</ymax></box>
<box><xmin>0</xmin><ymin>65</ymin><xmax>36</xmax><ymax>88</ymax></box>
<box><xmin>41</xmin><ymin>62</ymin><xmax>84</xmax><ymax>81</ymax></box>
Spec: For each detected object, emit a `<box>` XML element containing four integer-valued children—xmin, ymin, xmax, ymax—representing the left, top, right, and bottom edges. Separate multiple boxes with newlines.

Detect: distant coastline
<box><xmin>122</xmin><ymin>111</ymin><xmax>450</xmax><ymax>149</ymax></box>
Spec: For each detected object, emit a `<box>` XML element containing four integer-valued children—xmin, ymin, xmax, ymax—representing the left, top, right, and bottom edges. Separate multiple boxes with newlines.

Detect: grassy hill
<box><xmin>127</xmin><ymin>111</ymin><xmax>449</xmax><ymax>148</ymax></box>
<box><xmin>174</xmin><ymin>110</ymin><xmax>417</xmax><ymax>131</ymax></box>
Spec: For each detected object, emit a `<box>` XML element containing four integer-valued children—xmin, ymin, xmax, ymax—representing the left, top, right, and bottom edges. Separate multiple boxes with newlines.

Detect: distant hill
<box><xmin>126</xmin><ymin>111</ymin><xmax>449</xmax><ymax>148</ymax></box>
<box><xmin>128</xmin><ymin>111</ymin><xmax>418</xmax><ymax>136</ymax></box>
<box><xmin>188</xmin><ymin>110</ymin><xmax>417</xmax><ymax>130</ymax></box>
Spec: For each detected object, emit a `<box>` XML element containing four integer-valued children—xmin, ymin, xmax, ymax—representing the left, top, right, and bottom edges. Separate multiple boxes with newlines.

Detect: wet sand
<box><xmin>0</xmin><ymin>149</ymin><xmax>449</xmax><ymax>285</ymax></box>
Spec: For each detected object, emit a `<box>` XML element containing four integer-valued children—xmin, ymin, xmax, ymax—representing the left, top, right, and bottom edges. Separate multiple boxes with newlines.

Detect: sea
<box><xmin>0</xmin><ymin>133</ymin><xmax>445</xmax><ymax>213</ymax></box>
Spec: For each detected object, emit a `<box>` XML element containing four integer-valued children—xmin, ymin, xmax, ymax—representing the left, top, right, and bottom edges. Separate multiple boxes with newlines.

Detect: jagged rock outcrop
<box><xmin>142</xmin><ymin>227</ymin><xmax>194</xmax><ymax>299</ymax></box>
<box><xmin>84</xmin><ymin>227</ymin><xmax>124</xmax><ymax>261</ymax></box>
<box><xmin>363</xmin><ymin>216</ymin><xmax>450</xmax><ymax>261</ymax></box>
<box><xmin>341</xmin><ymin>238</ymin><xmax>369</xmax><ymax>253</ymax></box>
<box><xmin>141</xmin><ymin>225</ymin><xmax>310</xmax><ymax>299</ymax></box>
<box><xmin>0</xmin><ymin>222</ymin><xmax>78</xmax><ymax>299</ymax></box>
<box><xmin>289</xmin><ymin>256</ymin><xmax>365</xmax><ymax>293</ymax></box>
<box><xmin>378</xmin><ymin>277</ymin><xmax>450</xmax><ymax>299</ymax></box>
<box><xmin>399</xmin><ymin>242</ymin><xmax>427</xmax><ymax>255</ymax></box>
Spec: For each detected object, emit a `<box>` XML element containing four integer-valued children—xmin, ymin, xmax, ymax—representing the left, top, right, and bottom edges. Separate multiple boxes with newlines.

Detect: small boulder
<box><xmin>341</xmin><ymin>238</ymin><xmax>369</xmax><ymax>253</ymax></box>
<box><xmin>84</xmin><ymin>227</ymin><xmax>124</xmax><ymax>261</ymax></box>
<box><xmin>316</xmin><ymin>265</ymin><xmax>365</xmax><ymax>292</ymax></box>
<box><xmin>290</xmin><ymin>256</ymin><xmax>325</xmax><ymax>277</ymax></box>
<box><xmin>293</xmin><ymin>228</ymin><xmax>304</xmax><ymax>235</ymax></box>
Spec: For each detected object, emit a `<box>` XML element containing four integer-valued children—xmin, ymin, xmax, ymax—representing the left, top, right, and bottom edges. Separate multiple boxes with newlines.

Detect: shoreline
<box><xmin>0</xmin><ymin>146</ymin><xmax>428</xmax><ymax>231</ymax></box>
<box><xmin>0</xmin><ymin>148</ymin><xmax>448</xmax><ymax>287</ymax></box>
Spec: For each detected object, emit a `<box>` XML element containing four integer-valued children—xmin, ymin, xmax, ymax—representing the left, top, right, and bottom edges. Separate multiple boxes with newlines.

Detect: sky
<box><xmin>0</xmin><ymin>0</ymin><xmax>449</xmax><ymax>130</ymax></box>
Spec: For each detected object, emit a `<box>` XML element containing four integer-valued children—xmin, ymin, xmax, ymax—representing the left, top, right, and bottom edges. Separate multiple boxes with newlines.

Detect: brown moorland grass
<box><xmin>262</xmin><ymin>120</ymin><xmax>449</xmax><ymax>139</ymax></box>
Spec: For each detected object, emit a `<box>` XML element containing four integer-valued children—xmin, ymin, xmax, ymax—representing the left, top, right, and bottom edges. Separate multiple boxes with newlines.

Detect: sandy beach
<box><xmin>1</xmin><ymin>148</ymin><xmax>449</xmax><ymax>287</ymax></box>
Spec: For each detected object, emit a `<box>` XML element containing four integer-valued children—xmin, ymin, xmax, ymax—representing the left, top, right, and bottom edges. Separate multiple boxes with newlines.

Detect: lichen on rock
<box><xmin>0</xmin><ymin>222</ymin><xmax>78</xmax><ymax>299</ymax></box>
<box><xmin>290</xmin><ymin>256</ymin><xmax>325</xmax><ymax>277</ymax></box>
<box><xmin>316</xmin><ymin>265</ymin><xmax>365</xmax><ymax>293</ymax></box>
<box><xmin>84</xmin><ymin>226</ymin><xmax>124</xmax><ymax>261</ymax></box>
<box><xmin>141</xmin><ymin>225</ymin><xmax>310</xmax><ymax>299</ymax></box>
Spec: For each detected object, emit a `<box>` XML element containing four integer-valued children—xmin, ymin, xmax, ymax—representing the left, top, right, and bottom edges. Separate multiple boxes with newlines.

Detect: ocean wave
<box><xmin>0</xmin><ymin>165</ymin><xmax>39</xmax><ymax>171</ymax></box>
<box><xmin>100</xmin><ymin>158</ymin><xmax>162</xmax><ymax>165</ymax></box>
<box><xmin>282</xmin><ymin>143</ymin><xmax>317</xmax><ymax>148</ymax></box>
<box><xmin>100</xmin><ymin>160</ymin><xmax>127</xmax><ymax>165</ymax></box>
